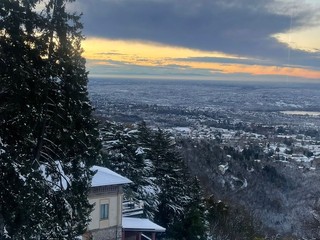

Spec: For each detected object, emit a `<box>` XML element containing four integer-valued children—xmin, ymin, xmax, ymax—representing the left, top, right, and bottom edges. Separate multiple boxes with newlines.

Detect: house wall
<box><xmin>88</xmin><ymin>185</ymin><xmax>123</xmax><ymax>230</ymax></box>
<box><xmin>84</xmin><ymin>185</ymin><xmax>123</xmax><ymax>240</ymax></box>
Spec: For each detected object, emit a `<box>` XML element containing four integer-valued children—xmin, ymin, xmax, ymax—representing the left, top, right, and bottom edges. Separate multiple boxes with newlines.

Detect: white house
<box><xmin>83</xmin><ymin>166</ymin><xmax>165</xmax><ymax>240</ymax></box>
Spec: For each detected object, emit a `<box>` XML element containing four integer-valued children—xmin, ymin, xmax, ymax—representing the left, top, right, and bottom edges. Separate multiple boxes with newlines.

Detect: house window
<box><xmin>100</xmin><ymin>203</ymin><xmax>109</xmax><ymax>220</ymax></box>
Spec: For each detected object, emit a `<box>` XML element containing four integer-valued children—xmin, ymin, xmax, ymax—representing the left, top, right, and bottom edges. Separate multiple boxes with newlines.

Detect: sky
<box><xmin>74</xmin><ymin>0</ymin><xmax>320</xmax><ymax>82</ymax></box>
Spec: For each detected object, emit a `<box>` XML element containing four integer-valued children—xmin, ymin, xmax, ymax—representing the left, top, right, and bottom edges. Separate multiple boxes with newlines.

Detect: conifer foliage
<box><xmin>101</xmin><ymin>122</ymin><xmax>159</xmax><ymax>219</ymax></box>
<box><xmin>0</xmin><ymin>0</ymin><xmax>100</xmax><ymax>238</ymax></box>
<box><xmin>101</xmin><ymin>121</ymin><xmax>207</xmax><ymax>239</ymax></box>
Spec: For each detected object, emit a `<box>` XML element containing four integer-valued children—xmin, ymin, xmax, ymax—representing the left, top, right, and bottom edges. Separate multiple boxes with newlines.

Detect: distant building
<box><xmin>83</xmin><ymin>166</ymin><xmax>165</xmax><ymax>240</ymax></box>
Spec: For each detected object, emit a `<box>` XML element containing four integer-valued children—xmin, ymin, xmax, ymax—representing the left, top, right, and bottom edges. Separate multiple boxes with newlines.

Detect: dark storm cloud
<box><xmin>78</xmin><ymin>0</ymin><xmax>320</xmax><ymax>67</ymax></box>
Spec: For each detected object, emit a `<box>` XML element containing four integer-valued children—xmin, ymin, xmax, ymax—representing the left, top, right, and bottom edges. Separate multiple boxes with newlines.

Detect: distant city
<box><xmin>89</xmin><ymin>77</ymin><xmax>320</xmax><ymax>237</ymax></box>
<box><xmin>89</xmin><ymin>77</ymin><xmax>320</xmax><ymax>127</ymax></box>
<box><xmin>89</xmin><ymin>77</ymin><xmax>320</xmax><ymax>168</ymax></box>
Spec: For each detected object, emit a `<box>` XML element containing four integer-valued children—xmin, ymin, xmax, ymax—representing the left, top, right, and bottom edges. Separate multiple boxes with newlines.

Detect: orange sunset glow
<box><xmin>82</xmin><ymin>38</ymin><xmax>320</xmax><ymax>80</ymax></box>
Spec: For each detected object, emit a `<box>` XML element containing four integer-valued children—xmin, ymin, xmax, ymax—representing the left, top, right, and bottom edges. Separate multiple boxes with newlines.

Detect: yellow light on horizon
<box><xmin>82</xmin><ymin>37</ymin><xmax>245</xmax><ymax>61</ymax></box>
<box><xmin>82</xmin><ymin>37</ymin><xmax>320</xmax><ymax>80</ymax></box>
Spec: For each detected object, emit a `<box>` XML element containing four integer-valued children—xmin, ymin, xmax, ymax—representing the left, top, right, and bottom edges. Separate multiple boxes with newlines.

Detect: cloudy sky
<box><xmin>75</xmin><ymin>0</ymin><xmax>320</xmax><ymax>82</ymax></box>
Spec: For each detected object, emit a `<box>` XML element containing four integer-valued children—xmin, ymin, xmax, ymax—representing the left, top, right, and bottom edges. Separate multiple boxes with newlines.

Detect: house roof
<box><xmin>91</xmin><ymin>165</ymin><xmax>132</xmax><ymax>187</ymax></box>
<box><xmin>122</xmin><ymin>217</ymin><xmax>166</xmax><ymax>232</ymax></box>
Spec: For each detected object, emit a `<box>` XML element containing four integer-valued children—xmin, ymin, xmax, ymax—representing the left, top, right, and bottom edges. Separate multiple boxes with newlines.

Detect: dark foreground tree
<box><xmin>0</xmin><ymin>0</ymin><xmax>100</xmax><ymax>238</ymax></box>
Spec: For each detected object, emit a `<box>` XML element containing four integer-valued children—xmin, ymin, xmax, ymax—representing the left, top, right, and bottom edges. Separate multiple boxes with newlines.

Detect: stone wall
<box><xmin>84</xmin><ymin>226</ymin><xmax>122</xmax><ymax>240</ymax></box>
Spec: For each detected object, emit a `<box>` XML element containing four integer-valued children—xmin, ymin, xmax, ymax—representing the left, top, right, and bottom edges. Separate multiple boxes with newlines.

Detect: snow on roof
<box><xmin>91</xmin><ymin>165</ymin><xmax>132</xmax><ymax>187</ymax></box>
<box><xmin>39</xmin><ymin>162</ymin><xmax>70</xmax><ymax>190</ymax></box>
<box><xmin>122</xmin><ymin>217</ymin><xmax>166</xmax><ymax>232</ymax></box>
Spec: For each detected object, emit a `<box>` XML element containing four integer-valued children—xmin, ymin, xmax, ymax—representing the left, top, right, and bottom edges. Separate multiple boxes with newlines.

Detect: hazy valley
<box><xmin>89</xmin><ymin>77</ymin><xmax>320</xmax><ymax>239</ymax></box>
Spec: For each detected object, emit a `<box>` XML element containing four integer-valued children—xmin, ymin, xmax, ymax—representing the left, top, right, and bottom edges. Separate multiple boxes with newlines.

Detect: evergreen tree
<box><xmin>150</xmin><ymin>129</ymin><xmax>190</xmax><ymax>235</ymax></box>
<box><xmin>137</xmin><ymin>121</ymin><xmax>153</xmax><ymax>149</ymax></box>
<box><xmin>101</xmin><ymin>122</ymin><xmax>210</xmax><ymax>238</ymax></box>
<box><xmin>170</xmin><ymin>177</ymin><xmax>207</xmax><ymax>240</ymax></box>
<box><xmin>101</xmin><ymin>122</ymin><xmax>143</xmax><ymax>182</ymax></box>
<box><xmin>0</xmin><ymin>0</ymin><xmax>100</xmax><ymax>238</ymax></box>
<box><xmin>101</xmin><ymin>121</ymin><xmax>158</xmax><ymax>219</ymax></box>
<box><xmin>136</xmin><ymin>122</ymin><xmax>160</xmax><ymax>219</ymax></box>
